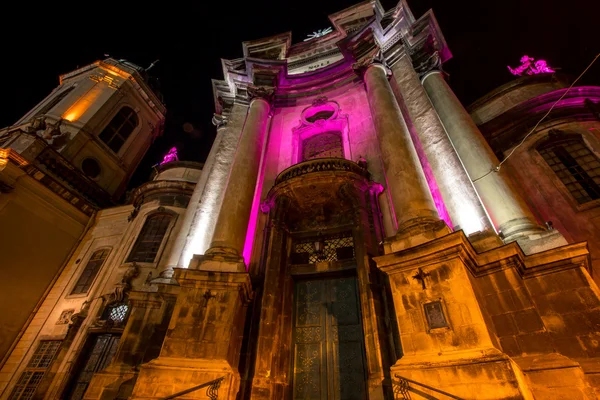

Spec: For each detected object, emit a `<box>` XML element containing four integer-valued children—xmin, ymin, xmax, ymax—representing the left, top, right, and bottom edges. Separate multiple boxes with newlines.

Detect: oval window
<box><xmin>81</xmin><ymin>158</ymin><xmax>101</xmax><ymax>179</ymax></box>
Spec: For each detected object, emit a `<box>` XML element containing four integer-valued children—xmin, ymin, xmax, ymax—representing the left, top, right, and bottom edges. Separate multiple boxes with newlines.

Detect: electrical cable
<box><xmin>472</xmin><ymin>52</ymin><xmax>600</xmax><ymax>184</ymax></box>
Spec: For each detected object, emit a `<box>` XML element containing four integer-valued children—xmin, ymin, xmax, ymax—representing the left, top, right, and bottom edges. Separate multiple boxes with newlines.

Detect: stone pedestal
<box><xmin>375</xmin><ymin>230</ymin><xmax>600</xmax><ymax>399</ymax></box>
<box><xmin>363</xmin><ymin>63</ymin><xmax>440</xmax><ymax>232</ymax></box>
<box><xmin>83</xmin><ymin>288</ymin><xmax>178</xmax><ymax>400</ymax></box>
<box><xmin>375</xmin><ymin>233</ymin><xmax>532</xmax><ymax>399</ymax></box>
<box><xmin>130</xmin><ymin>269</ymin><xmax>252</xmax><ymax>399</ymax></box>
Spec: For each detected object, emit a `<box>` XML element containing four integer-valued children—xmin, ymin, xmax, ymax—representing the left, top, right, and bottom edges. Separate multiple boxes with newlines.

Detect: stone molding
<box><xmin>375</xmin><ymin>230</ymin><xmax>590</xmax><ymax>279</ymax></box>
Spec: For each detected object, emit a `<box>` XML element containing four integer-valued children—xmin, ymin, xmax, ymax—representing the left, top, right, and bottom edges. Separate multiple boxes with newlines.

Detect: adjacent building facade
<box><xmin>1</xmin><ymin>1</ymin><xmax>600</xmax><ymax>399</ymax></box>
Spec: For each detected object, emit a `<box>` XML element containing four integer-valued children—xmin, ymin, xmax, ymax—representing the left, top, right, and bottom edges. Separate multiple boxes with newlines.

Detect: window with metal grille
<box><xmin>291</xmin><ymin>233</ymin><xmax>355</xmax><ymax>264</ymax></box>
<box><xmin>301</xmin><ymin>132</ymin><xmax>344</xmax><ymax>161</ymax></box>
<box><xmin>127</xmin><ymin>213</ymin><xmax>172</xmax><ymax>263</ymax></box>
<box><xmin>10</xmin><ymin>341</ymin><xmax>61</xmax><ymax>400</ymax></box>
<box><xmin>102</xmin><ymin>303</ymin><xmax>129</xmax><ymax>326</ymax></box>
<box><xmin>98</xmin><ymin>106</ymin><xmax>138</xmax><ymax>153</ymax></box>
<box><xmin>71</xmin><ymin>249</ymin><xmax>110</xmax><ymax>295</ymax></box>
<box><xmin>35</xmin><ymin>86</ymin><xmax>74</xmax><ymax>117</ymax></box>
<box><xmin>538</xmin><ymin>133</ymin><xmax>600</xmax><ymax>204</ymax></box>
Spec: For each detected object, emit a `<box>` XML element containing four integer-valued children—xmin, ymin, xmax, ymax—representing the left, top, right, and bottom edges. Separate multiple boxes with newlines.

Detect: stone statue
<box><xmin>508</xmin><ymin>55</ymin><xmax>556</xmax><ymax>76</ymax></box>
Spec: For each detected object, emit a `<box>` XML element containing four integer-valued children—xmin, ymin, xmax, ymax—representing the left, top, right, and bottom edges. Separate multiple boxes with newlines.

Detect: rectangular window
<box><xmin>10</xmin><ymin>341</ymin><xmax>61</xmax><ymax>400</ymax></box>
<box><xmin>539</xmin><ymin>139</ymin><xmax>600</xmax><ymax>204</ymax></box>
<box><xmin>71</xmin><ymin>249</ymin><xmax>110</xmax><ymax>295</ymax></box>
<box><xmin>127</xmin><ymin>214</ymin><xmax>172</xmax><ymax>263</ymax></box>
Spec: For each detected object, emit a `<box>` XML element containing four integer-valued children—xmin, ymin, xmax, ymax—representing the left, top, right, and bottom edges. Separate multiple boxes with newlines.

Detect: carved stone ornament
<box><xmin>247</xmin><ymin>85</ymin><xmax>275</xmax><ymax>104</ymax></box>
<box><xmin>212</xmin><ymin>113</ymin><xmax>229</xmax><ymax>128</ymax></box>
<box><xmin>25</xmin><ymin>116</ymin><xmax>70</xmax><ymax>148</ymax></box>
<box><xmin>414</xmin><ymin>50</ymin><xmax>442</xmax><ymax>77</ymax></box>
<box><xmin>107</xmin><ymin>263</ymin><xmax>140</xmax><ymax>303</ymax></box>
<box><xmin>56</xmin><ymin>309</ymin><xmax>75</xmax><ymax>325</ymax></box>
<box><xmin>69</xmin><ymin>299</ymin><xmax>92</xmax><ymax>327</ymax></box>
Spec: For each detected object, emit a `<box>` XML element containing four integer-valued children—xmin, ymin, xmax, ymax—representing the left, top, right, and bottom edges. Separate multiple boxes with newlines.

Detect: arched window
<box><xmin>538</xmin><ymin>131</ymin><xmax>600</xmax><ymax>204</ymax></box>
<box><xmin>301</xmin><ymin>131</ymin><xmax>343</xmax><ymax>161</ymax></box>
<box><xmin>127</xmin><ymin>213</ymin><xmax>172</xmax><ymax>263</ymax></box>
<box><xmin>98</xmin><ymin>106</ymin><xmax>138</xmax><ymax>153</ymax></box>
<box><xmin>71</xmin><ymin>249</ymin><xmax>110</xmax><ymax>295</ymax></box>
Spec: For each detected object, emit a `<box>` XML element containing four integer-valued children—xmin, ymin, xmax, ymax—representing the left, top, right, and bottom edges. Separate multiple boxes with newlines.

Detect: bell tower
<box><xmin>1</xmin><ymin>58</ymin><xmax>166</xmax><ymax>208</ymax></box>
<box><xmin>0</xmin><ymin>59</ymin><xmax>165</xmax><ymax>363</ymax></box>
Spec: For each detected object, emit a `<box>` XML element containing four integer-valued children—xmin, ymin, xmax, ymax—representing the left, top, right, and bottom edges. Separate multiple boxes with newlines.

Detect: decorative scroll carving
<box><xmin>107</xmin><ymin>263</ymin><xmax>140</xmax><ymax>303</ymax></box>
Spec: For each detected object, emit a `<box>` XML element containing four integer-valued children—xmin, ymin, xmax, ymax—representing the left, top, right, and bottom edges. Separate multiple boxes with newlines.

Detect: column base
<box><xmin>188</xmin><ymin>246</ymin><xmax>246</xmax><ymax>272</ymax></box>
<box><xmin>391</xmin><ymin>348</ymin><xmax>534</xmax><ymax>400</ymax></box>
<box><xmin>467</xmin><ymin>229</ymin><xmax>504</xmax><ymax>253</ymax></box>
<box><xmin>131</xmin><ymin>358</ymin><xmax>239</xmax><ymax>399</ymax></box>
<box><xmin>383</xmin><ymin>219</ymin><xmax>451</xmax><ymax>254</ymax></box>
<box><xmin>507</xmin><ymin>229</ymin><xmax>568</xmax><ymax>255</ymax></box>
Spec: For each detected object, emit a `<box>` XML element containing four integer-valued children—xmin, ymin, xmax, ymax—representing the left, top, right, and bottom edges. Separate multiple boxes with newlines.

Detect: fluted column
<box><xmin>391</xmin><ymin>55</ymin><xmax>494</xmax><ymax>236</ymax></box>
<box><xmin>363</xmin><ymin>63</ymin><xmax>440</xmax><ymax>232</ymax></box>
<box><xmin>422</xmin><ymin>70</ymin><xmax>541</xmax><ymax>238</ymax></box>
<box><xmin>205</xmin><ymin>92</ymin><xmax>271</xmax><ymax>261</ymax></box>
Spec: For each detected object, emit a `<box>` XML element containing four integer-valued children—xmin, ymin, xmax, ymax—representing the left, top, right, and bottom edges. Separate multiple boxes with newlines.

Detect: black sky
<box><xmin>1</xmin><ymin>0</ymin><xmax>598</xmax><ymax>192</ymax></box>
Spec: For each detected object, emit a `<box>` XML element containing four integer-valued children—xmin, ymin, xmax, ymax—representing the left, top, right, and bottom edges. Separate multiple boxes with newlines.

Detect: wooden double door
<box><xmin>292</xmin><ymin>276</ymin><xmax>367</xmax><ymax>399</ymax></box>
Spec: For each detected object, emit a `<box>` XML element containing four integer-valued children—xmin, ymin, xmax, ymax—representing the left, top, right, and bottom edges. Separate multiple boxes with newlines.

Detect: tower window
<box><xmin>98</xmin><ymin>106</ymin><xmax>138</xmax><ymax>153</ymax></box>
<box><xmin>34</xmin><ymin>86</ymin><xmax>75</xmax><ymax>117</ymax></box>
<box><xmin>301</xmin><ymin>131</ymin><xmax>343</xmax><ymax>161</ymax></box>
<box><xmin>538</xmin><ymin>131</ymin><xmax>600</xmax><ymax>204</ymax></box>
<box><xmin>71</xmin><ymin>249</ymin><xmax>110</xmax><ymax>295</ymax></box>
<box><xmin>127</xmin><ymin>213</ymin><xmax>172</xmax><ymax>263</ymax></box>
<box><xmin>9</xmin><ymin>340</ymin><xmax>61</xmax><ymax>400</ymax></box>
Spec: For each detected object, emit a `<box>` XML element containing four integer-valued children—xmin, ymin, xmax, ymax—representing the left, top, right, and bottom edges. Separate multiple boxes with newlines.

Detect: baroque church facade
<box><xmin>1</xmin><ymin>1</ymin><xmax>600</xmax><ymax>399</ymax></box>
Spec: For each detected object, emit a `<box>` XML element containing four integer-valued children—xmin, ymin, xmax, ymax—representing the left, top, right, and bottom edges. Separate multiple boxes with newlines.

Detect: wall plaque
<box><xmin>423</xmin><ymin>301</ymin><xmax>448</xmax><ymax>330</ymax></box>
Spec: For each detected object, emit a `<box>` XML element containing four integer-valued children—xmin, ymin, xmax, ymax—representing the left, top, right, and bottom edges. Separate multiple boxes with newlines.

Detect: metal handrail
<box><xmin>393</xmin><ymin>375</ymin><xmax>464</xmax><ymax>400</ymax></box>
<box><xmin>160</xmin><ymin>376</ymin><xmax>225</xmax><ymax>400</ymax></box>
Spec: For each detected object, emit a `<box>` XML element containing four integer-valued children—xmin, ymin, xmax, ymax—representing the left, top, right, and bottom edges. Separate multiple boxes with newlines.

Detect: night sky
<box><xmin>1</xmin><ymin>0</ymin><xmax>598</xmax><ymax>193</ymax></box>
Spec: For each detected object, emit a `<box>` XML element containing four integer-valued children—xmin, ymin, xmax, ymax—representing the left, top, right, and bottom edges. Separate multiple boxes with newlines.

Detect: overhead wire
<box><xmin>472</xmin><ymin>52</ymin><xmax>600</xmax><ymax>184</ymax></box>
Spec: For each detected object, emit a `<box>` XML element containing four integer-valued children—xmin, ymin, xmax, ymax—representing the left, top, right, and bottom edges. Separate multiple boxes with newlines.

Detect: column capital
<box><xmin>413</xmin><ymin>50</ymin><xmax>444</xmax><ymax>80</ymax></box>
<box><xmin>247</xmin><ymin>85</ymin><xmax>275</xmax><ymax>107</ymax></box>
<box><xmin>352</xmin><ymin>52</ymin><xmax>391</xmax><ymax>78</ymax></box>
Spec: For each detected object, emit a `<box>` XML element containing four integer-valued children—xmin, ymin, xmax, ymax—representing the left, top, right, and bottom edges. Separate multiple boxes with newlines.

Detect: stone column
<box><xmin>202</xmin><ymin>90</ymin><xmax>271</xmax><ymax>271</ymax></box>
<box><xmin>391</xmin><ymin>55</ymin><xmax>494</xmax><ymax>238</ymax></box>
<box><xmin>363</xmin><ymin>63</ymin><xmax>440</xmax><ymax>232</ymax></box>
<box><xmin>422</xmin><ymin>71</ymin><xmax>542</xmax><ymax>239</ymax></box>
<box><xmin>167</xmin><ymin>104</ymin><xmax>248</xmax><ymax>271</ymax></box>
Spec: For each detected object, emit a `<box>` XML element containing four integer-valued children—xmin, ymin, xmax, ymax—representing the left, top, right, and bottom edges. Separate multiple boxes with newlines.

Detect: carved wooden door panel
<box><xmin>293</xmin><ymin>277</ymin><xmax>367</xmax><ymax>400</ymax></box>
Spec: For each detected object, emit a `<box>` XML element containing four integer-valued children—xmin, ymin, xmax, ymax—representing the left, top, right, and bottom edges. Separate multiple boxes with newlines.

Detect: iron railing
<box><xmin>393</xmin><ymin>375</ymin><xmax>464</xmax><ymax>400</ymax></box>
<box><xmin>160</xmin><ymin>376</ymin><xmax>224</xmax><ymax>400</ymax></box>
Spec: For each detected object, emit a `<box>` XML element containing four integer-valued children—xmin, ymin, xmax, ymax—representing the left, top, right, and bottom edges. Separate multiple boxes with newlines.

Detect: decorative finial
<box><xmin>304</xmin><ymin>27</ymin><xmax>333</xmax><ymax>42</ymax></box>
<box><xmin>160</xmin><ymin>147</ymin><xmax>179</xmax><ymax>165</ymax></box>
<box><xmin>508</xmin><ymin>55</ymin><xmax>556</xmax><ymax>76</ymax></box>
